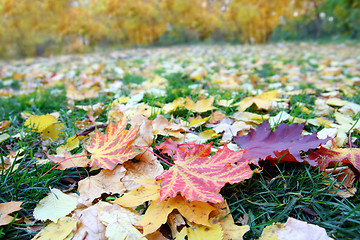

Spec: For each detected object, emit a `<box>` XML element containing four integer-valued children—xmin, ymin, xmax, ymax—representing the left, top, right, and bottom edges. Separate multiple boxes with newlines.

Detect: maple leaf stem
<box><xmin>41</xmin><ymin>154</ymin><xmax>91</xmax><ymax>177</ymax></box>
<box><xmin>75</xmin><ymin>167</ymin><xmax>82</xmax><ymax>180</ymax></box>
<box><xmin>349</xmin><ymin>131</ymin><xmax>352</xmax><ymax>149</ymax></box>
<box><xmin>137</xmin><ymin>145</ymin><xmax>174</xmax><ymax>166</ymax></box>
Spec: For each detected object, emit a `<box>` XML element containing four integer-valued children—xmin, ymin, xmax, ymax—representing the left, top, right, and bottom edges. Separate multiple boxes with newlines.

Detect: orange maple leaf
<box><xmin>156</xmin><ymin>143</ymin><xmax>253</xmax><ymax>203</ymax></box>
<box><xmin>85</xmin><ymin>120</ymin><xmax>139</xmax><ymax>169</ymax></box>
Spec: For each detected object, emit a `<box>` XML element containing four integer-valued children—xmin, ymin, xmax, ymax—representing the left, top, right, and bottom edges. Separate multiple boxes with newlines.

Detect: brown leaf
<box><xmin>0</xmin><ymin>201</ymin><xmax>22</xmax><ymax>226</ymax></box>
<box><xmin>78</xmin><ymin>165</ymin><xmax>126</xmax><ymax>206</ymax></box>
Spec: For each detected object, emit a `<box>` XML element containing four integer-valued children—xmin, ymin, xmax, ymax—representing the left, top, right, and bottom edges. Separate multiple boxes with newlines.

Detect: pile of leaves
<box><xmin>0</xmin><ymin>43</ymin><xmax>360</xmax><ymax>239</ymax></box>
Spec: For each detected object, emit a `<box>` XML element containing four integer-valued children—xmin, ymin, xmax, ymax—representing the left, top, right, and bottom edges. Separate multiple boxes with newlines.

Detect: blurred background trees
<box><xmin>0</xmin><ymin>0</ymin><xmax>358</xmax><ymax>58</ymax></box>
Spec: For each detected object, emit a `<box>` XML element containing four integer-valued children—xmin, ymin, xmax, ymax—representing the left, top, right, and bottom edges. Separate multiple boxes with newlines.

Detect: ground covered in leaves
<box><xmin>1</xmin><ymin>43</ymin><xmax>360</xmax><ymax>239</ymax></box>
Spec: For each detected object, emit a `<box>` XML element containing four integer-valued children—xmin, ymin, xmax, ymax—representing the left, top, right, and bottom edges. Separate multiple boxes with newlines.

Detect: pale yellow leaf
<box><xmin>260</xmin><ymin>217</ymin><xmax>332</xmax><ymax>240</ymax></box>
<box><xmin>0</xmin><ymin>133</ymin><xmax>10</xmax><ymax>143</ymax></box>
<box><xmin>33</xmin><ymin>189</ymin><xmax>77</xmax><ymax>222</ymax></box>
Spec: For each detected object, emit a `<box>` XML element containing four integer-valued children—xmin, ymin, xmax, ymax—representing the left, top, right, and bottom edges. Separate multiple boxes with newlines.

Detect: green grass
<box><xmin>224</xmin><ymin>163</ymin><xmax>360</xmax><ymax>239</ymax></box>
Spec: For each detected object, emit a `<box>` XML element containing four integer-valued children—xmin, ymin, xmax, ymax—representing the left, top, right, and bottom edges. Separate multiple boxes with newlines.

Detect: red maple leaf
<box><xmin>156</xmin><ymin>143</ymin><xmax>253</xmax><ymax>203</ymax></box>
<box><xmin>309</xmin><ymin>146</ymin><xmax>360</xmax><ymax>174</ymax></box>
<box><xmin>156</xmin><ymin>138</ymin><xmax>197</xmax><ymax>156</ymax></box>
<box><xmin>233</xmin><ymin>121</ymin><xmax>330</xmax><ymax>165</ymax></box>
<box><xmin>85</xmin><ymin>120</ymin><xmax>139</xmax><ymax>169</ymax></box>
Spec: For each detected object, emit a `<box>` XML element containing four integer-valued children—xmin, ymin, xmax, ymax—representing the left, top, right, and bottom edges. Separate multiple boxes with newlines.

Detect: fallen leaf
<box><xmin>132</xmin><ymin>117</ymin><xmax>157</xmax><ymax>163</ymax></box>
<box><xmin>40</xmin><ymin>122</ymin><xmax>65</xmax><ymax>141</ymax></box>
<box><xmin>66</xmin><ymin>84</ymin><xmax>99</xmax><ymax>101</ymax></box>
<box><xmin>176</xmin><ymin>220</ymin><xmax>223</xmax><ymax>240</ymax></box>
<box><xmin>184</xmin><ymin>130</ymin><xmax>218</xmax><ymax>144</ymax></box>
<box><xmin>156</xmin><ymin>143</ymin><xmax>252</xmax><ymax>203</ymax></box>
<box><xmin>185</xmin><ymin>96</ymin><xmax>216</xmax><ymax>113</ymax></box>
<box><xmin>208</xmin><ymin>111</ymin><xmax>226</xmax><ymax>124</ymax></box>
<box><xmin>0</xmin><ymin>201</ymin><xmax>22</xmax><ymax>226</ymax></box>
<box><xmin>235</xmin><ymin>90</ymin><xmax>282</xmax><ymax>112</ymax></box>
<box><xmin>167</xmin><ymin>212</ymin><xmax>186</xmax><ymax>237</ymax></box>
<box><xmin>259</xmin><ymin>217</ymin><xmax>332</xmax><ymax>240</ymax></box>
<box><xmin>310</xmin><ymin>146</ymin><xmax>360</xmax><ymax>174</ymax></box>
<box><xmin>232</xmin><ymin>111</ymin><xmax>270</xmax><ymax>124</ymax></box>
<box><xmin>190</xmin><ymin>67</ymin><xmax>207</xmax><ymax>81</ymax></box>
<box><xmin>97</xmin><ymin>201</ymin><xmax>145</xmax><ymax>240</ymax></box>
<box><xmin>323</xmin><ymin>166</ymin><xmax>357</xmax><ymax>198</ymax></box>
<box><xmin>189</xmin><ymin>116</ymin><xmax>210</xmax><ymax>127</ymax></box>
<box><xmin>152</xmin><ymin>115</ymin><xmax>187</xmax><ymax>139</ymax></box>
<box><xmin>46</xmin><ymin>149</ymin><xmax>89</xmax><ymax>170</ymax></box>
<box><xmin>209</xmin><ymin>200</ymin><xmax>250</xmax><ymax>240</ymax></box>
<box><xmin>139</xmin><ymin>195</ymin><xmax>216</xmax><ymax>235</ymax></box>
<box><xmin>234</xmin><ymin>121</ymin><xmax>329</xmax><ymax>165</ymax></box>
<box><xmin>114</xmin><ymin>179</ymin><xmax>161</xmax><ymax>207</ymax></box>
<box><xmin>32</xmin><ymin>217</ymin><xmax>77</xmax><ymax>240</ymax></box>
<box><xmin>121</xmin><ymin>161</ymin><xmax>163</xmax><ymax>191</ymax></box>
<box><xmin>85</xmin><ymin>120</ymin><xmax>139</xmax><ymax>169</ymax></box>
<box><xmin>207</xmin><ymin>118</ymin><xmax>251</xmax><ymax>142</ymax></box>
<box><xmin>156</xmin><ymin>138</ymin><xmax>196</xmax><ymax>156</ymax></box>
<box><xmin>217</xmin><ymin>99</ymin><xmax>234</xmax><ymax>107</ymax></box>
<box><xmin>0</xmin><ymin>150</ymin><xmax>25</xmax><ymax>170</ymax></box>
<box><xmin>0</xmin><ymin>120</ymin><xmax>11</xmax><ymax>130</ymax></box>
<box><xmin>72</xmin><ymin>203</ymin><xmax>106</xmax><ymax>240</ymax></box>
<box><xmin>24</xmin><ymin>114</ymin><xmax>58</xmax><ymax>133</ymax></box>
<box><xmin>268</xmin><ymin>111</ymin><xmax>291</xmax><ymax>128</ymax></box>
<box><xmin>0</xmin><ymin>133</ymin><xmax>10</xmax><ymax>143</ymax></box>
<box><xmin>33</xmin><ymin>188</ymin><xmax>77</xmax><ymax>222</ymax></box>
<box><xmin>78</xmin><ymin>165</ymin><xmax>126</xmax><ymax>206</ymax></box>
<box><xmin>162</xmin><ymin>97</ymin><xmax>186</xmax><ymax>113</ymax></box>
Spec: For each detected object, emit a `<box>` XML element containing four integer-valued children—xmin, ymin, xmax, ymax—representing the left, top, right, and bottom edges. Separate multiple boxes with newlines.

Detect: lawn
<box><xmin>1</xmin><ymin>43</ymin><xmax>360</xmax><ymax>239</ymax></box>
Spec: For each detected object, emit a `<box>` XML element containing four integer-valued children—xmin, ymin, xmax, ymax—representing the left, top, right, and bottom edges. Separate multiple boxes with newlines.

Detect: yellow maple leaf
<box><xmin>162</xmin><ymin>97</ymin><xmax>186</xmax><ymax>114</ymax></box>
<box><xmin>235</xmin><ymin>90</ymin><xmax>282</xmax><ymax>112</ymax></box>
<box><xmin>40</xmin><ymin>122</ymin><xmax>65</xmax><ymax>141</ymax></box>
<box><xmin>32</xmin><ymin>217</ymin><xmax>77</xmax><ymax>240</ymax></box>
<box><xmin>185</xmin><ymin>96</ymin><xmax>216</xmax><ymax>113</ymax></box>
<box><xmin>176</xmin><ymin>220</ymin><xmax>223</xmax><ymax>240</ymax></box>
<box><xmin>114</xmin><ymin>179</ymin><xmax>161</xmax><ymax>207</ymax></box>
<box><xmin>24</xmin><ymin>114</ymin><xmax>58</xmax><ymax>133</ymax></box>
<box><xmin>140</xmin><ymin>195</ymin><xmax>216</xmax><ymax>235</ymax></box>
<box><xmin>189</xmin><ymin>116</ymin><xmax>210</xmax><ymax>127</ymax></box>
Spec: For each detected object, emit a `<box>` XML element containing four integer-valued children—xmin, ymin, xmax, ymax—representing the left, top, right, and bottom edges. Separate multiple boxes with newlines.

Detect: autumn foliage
<box><xmin>1</xmin><ymin>0</ymin><xmax>359</xmax><ymax>57</ymax></box>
